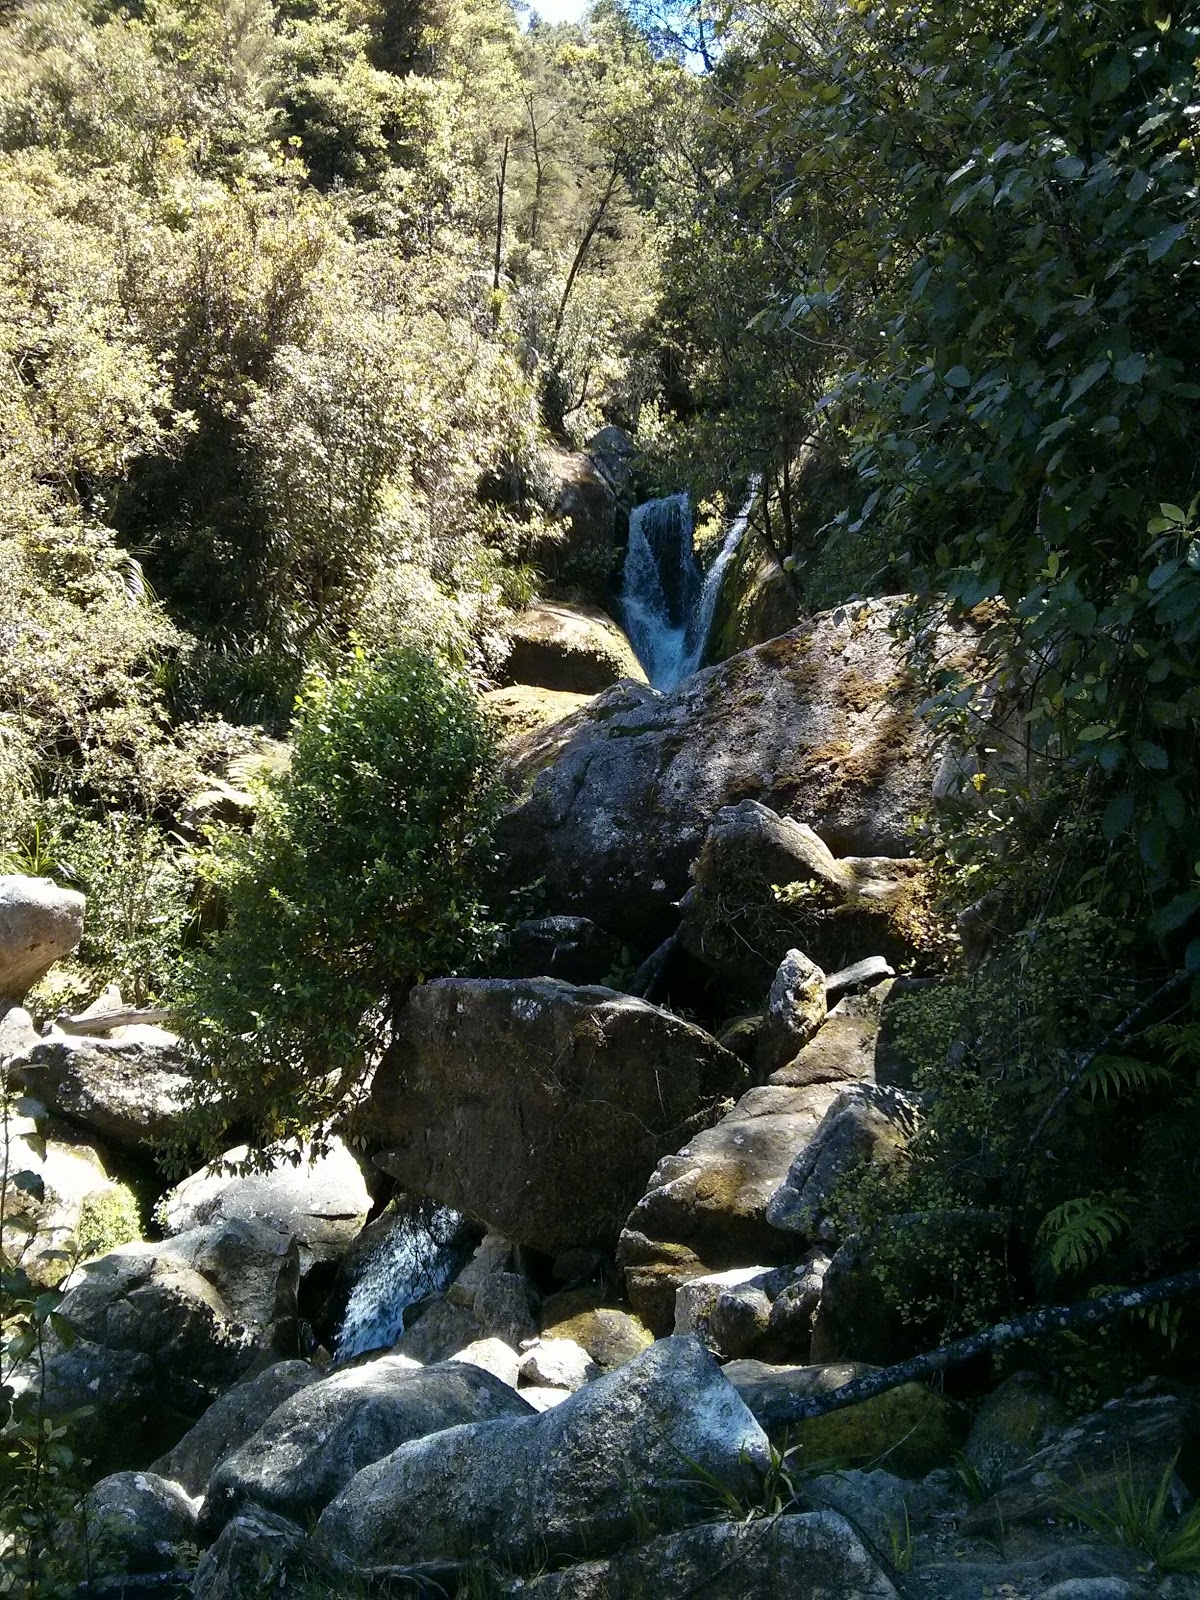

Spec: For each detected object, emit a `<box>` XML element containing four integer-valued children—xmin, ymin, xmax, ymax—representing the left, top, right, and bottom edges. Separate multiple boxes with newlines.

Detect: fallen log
<box><xmin>54</xmin><ymin>1006</ymin><xmax>174</xmax><ymax>1035</ymax></box>
<box><xmin>769</xmin><ymin>1267</ymin><xmax>1200</xmax><ymax>1425</ymax></box>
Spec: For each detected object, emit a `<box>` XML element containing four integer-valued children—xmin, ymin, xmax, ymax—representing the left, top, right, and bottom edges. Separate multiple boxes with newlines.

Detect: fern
<box><xmin>1077</xmin><ymin>1054</ymin><xmax>1170</xmax><ymax>1102</ymax></box>
<box><xmin>1037</xmin><ymin>1193</ymin><xmax>1132</xmax><ymax>1276</ymax></box>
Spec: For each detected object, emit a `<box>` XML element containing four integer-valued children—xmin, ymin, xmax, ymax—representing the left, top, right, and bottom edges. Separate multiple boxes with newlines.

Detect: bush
<box><xmin>176</xmin><ymin>647</ymin><xmax>503</xmax><ymax>1157</ymax></box>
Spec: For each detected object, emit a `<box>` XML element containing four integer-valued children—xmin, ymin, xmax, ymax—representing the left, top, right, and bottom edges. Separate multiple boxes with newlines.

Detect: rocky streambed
<box><xmin>3</xmin><ymin>598</ymin><xmax>1198</xmax><ymax>1598</ymax></box>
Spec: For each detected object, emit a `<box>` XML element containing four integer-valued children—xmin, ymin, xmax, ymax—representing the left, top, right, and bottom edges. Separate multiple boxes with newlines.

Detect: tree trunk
<box><xmin>551</xmin><ymin>157</ymin><xmax>622</xmax><ymax>348</ymax></box>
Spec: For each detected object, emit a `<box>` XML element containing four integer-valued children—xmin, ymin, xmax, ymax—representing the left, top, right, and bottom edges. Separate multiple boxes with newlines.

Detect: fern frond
<box><xmin>1037</xmin><ymin>1193</ymin><xmax>1132</xmax><ymax>1276</ymax></box>
<box><xmin>1078</xmin><ymin>1054</ymin><xmax>1170</xmax><ymax>1102</ymax></box>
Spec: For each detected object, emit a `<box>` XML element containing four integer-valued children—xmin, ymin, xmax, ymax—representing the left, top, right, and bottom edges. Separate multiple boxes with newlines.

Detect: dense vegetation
<box><xmin>2</xmin><ymin>0</ymin><xmax>1200</xmax><ymax>1567</ymax></box>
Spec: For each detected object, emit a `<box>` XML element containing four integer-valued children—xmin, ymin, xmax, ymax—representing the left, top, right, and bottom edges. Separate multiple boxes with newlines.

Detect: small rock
<box><xmin>517</xmin><ymin>1337</ymin><xmax>598</xmax><ymax>1391</ymax></box>
<box><xmin>754</xmin><ymin>950</ymin><xmax>827</xmax><ymax>1076</ymax></box>
<box><xmin>192</xmin><ymin>1506</ymin><xmax>309</xmax><ymax>1600</ymax></box>
<box><xmin>964</xmin><ymin>1370</ymin><xmax>1067</xmax><ymax>1490</ymax></box>
<box><xmin>673</xmin><ymin>1266</ymin><xmax>788</xmax><ymax>1359</ymax></box>
<box><xmin>825</xmin><ymin>956</ymin><xmax>895</xmax><ymax>1003</ymax></box>
<box><xmin>452</xmin><ymin>1338</ymin><xmax>521</xmax><ymax>1387</ymax></box>
<box><xmin>761</xmin><ymin>1251</ymin><xmax>830</xmax><ymax>1360</ymax></box>
<box><xmin>518</xmin><ymin>1385</ymin><xmax>573</xmax><ymax>1411</ymax></box>
<box><xmin>539</xmin><ymin>1291</ymin><xmax>653</xmax><ymax>1370</ymax></box>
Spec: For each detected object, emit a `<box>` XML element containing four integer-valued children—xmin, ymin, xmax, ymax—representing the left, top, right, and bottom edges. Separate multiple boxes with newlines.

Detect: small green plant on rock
<box><xmin>1058</xmin><ymin>1452</ymin><xmax>1200</xmax><ymax>1575</ymax></box>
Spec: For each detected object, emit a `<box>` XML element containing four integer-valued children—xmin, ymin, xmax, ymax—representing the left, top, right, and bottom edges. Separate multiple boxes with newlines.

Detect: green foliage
<box><xmin>74</xmin><ymin>1186</ymin><xmax>142</xmax><ymax>1262</ymax></box>
<box><xmin>1059</xmin><ymin>1452</ymin><xmax>1200</xmax><ymax>1574</ymax></box>
<box><xmin>176</xmin><ymin>646</ymin><xmax>502</xmax><ymax>1155</ymax></box>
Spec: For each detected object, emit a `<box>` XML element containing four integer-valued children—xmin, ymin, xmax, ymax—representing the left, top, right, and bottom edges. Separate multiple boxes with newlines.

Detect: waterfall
<box><xmin>334</xmin><ymin>1205</ymin><xmax>465</xmax><ymax>1362</ymax></box>
<box><xmin>619</xmin><ymin>483</ymin><xmax>758</xmax><ymax>691</ymax></box>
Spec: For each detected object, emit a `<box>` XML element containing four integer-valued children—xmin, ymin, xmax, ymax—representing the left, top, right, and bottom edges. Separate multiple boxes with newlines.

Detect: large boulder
<box><xmin>503</xmin><ymin>602</ymin><xmax>645</xmax><ymax>693</ymax></box>
<box><xmin>482</xmin><ymin>684</ymin><xmax>596</xmax><ymax>743</ymax></box>
<box><xmin>618</xmin><ymin>1080</ymin><xmax>843</xmax><ymax>1331</ymax></box>
<box><xmin>532</xmin><ymin>437</ymin><xmax>630</xmax><ymax>602</ymax></box>
<box><xmin>498</xmin><ymin>599</ymin><xmax>969</xmax><ymax>945</ymax></box>
<box><xmin>679</xmin><ymin>800</ymin><xmax>928</xmax><ymax>988</ymax></box>
<box><xmin>192</xmin><ymin>1506</ymin><xmax>310</xmax><ymax>1600</ymax></box>
<box><xmin>314</xmin><ymin>1336</ymin><xmax>770</xmax><ymax>1574</ymax></box>
<box><xmin>8</xmin><ymin>1033</ymin><xmax>192</xmax><ymax>1153</ymax></box>
<box><xmin>961</xmin><ymin>1392</ymin><xmax>1200</xmax><ymax>1534</ymax></box>
<box><xmin>151</xmin><ymin>1359</ymin><xmax>321</xmax><ymax>1497</ymax></box>
<box><xmin>506</xmin><ymin>1511</ymin><xmax>898</xmax><ymax>1599</ymax></box>
<box><xmin>79</xmin><ymin>1470</ymin><xmax>199</xmax><ymax>1574</ymax></box>
<box><xmin>0</xmin><ymin>874</ymin><xmax>85</xmax><ymax>1001</ymax></box>
<box><xmin>160</xmin><ymin>1138</ymin><xmax>371</xmax><ymax>1273</ymax></box>
<box><xmin>54</xmin><ymin>1218</ymin><xmax>299</xmax><ymax>1413</ymax></box>
<box><xmin>369</xmin><ymin>978</ymin><xmax>742</xmax><ymax>1253</ymax></box>
<box><xmin>766</xmin><ymin>1084</ymin><xmax>920</xmax><ymax>1243</ymax></box>
<box><xmin>202</xmin><ymin>1354</ymin><xmax>533</xmax><ymax>1535</ymax></box>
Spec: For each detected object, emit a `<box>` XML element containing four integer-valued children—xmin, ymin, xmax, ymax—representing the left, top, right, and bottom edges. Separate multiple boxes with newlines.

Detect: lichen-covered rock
<box><xmin>766</xmin><ymin>1084</ymin><xmax>919</xmax><ymax>1243</ymax></box>
<box><xmin>370</xmin><ymin>978</ymin><xmax>742</xmax><ymax>1253</ymax></box>
<box><xmin>538</xmin><ymin>1291</ymin><xmax>653</xmax><ymax>1370</ymax></box>
<box><xmin>760</xmin><ymin>1251</ymin><xmax>830</xmax><ymax>1361</ymax></box>
<box><xmin>8</xmin><ymin>1033</ymin><xmax>192</xmax><ymax>1153</ymax></box>
<box><xmin>0</xmin><ymin>874</ymin><xmax>85</xmax><ymax>1001</ymax></box>
<box><xmin>618</xmin><ymin>1080</ymin><xmax>842</xmax><ymax>1332</ymax></box>
<box><xmin>497</xmin><ymin>600</ymin><xmax>964</xmax><ymax>947</ymax></box>
<box><xmin>504</xmin><ymin>601</ymin><xmax>645</xmax><ymax>693</ymax></box>
<box><xmin>315</xmin><ymin>1336</ymin><xmax>770</xmax><ymax>1574</ymax></box>
<box><xmin>54</xmin><ymin>1218</ymin><xmax>299</xmax><ymax>1413</ymax></box>
<box><xmin>483</xmin><ymin>684</ymin><xmax>596</xmax><ymax>742</ymax></box>
<box><xmin>151</xmin><ymin>1360</ymin><xmax>320</xmax><ymax>1496</ymax></box>
<box><xmin>754</xmin><ymin>949</ymin><xmax>826</xmax><ymax>1076</ymax></box>
<box><xmin>722</xmin><ymin>1359</ymin><xmax>967</xmax><ymax>1476</ymax></box>
<box><xmin>80</xmin><ymin>1470</ymin><xmax>198</xmax><ymax>1573</ymax></box>
<box><xmin>963</xmin><ymin>1371</ymin><xmax>1068</xmax><ymax>1490</ymax></box>
<box><xmin>769</xmin><ymin>983</ymin><xmax>894</xmax><ymax>1088</ymax></box>
<box><xmin>192</xmin><ymin>1506</ymin><xmax>310</xmax><ymax>1600</ymax></box>
<box><xmin>202</xmin><ymin>1354</ymin><xmax>533</xmax><ymax>1535</ymax></box>
<box><xmin>680</xmin><ymin>801</ymin><xmax>929</xmax><ymax>988</ymax></box>
<box><xmin>504</xmin><ymin>1511</ymin><xmax>898</xmax><ymax>1599</ymax></box>
<box><xmin>962</xmin><ymin>1392</ymin><xmax>1200</xmax><ymax>1533</ymax></box>
<box><xmin>161</xmin><ymin>1138</ymin><xmax>371</xmax><ymax>1274</ymax></box>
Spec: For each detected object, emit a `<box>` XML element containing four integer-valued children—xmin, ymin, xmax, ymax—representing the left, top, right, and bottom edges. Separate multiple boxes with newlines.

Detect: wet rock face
<box><xmin>498</xmin><ymin>599</ymin><xmax>964</xmax><ymax>946</ymax></box>
<box><xmin>369</xmin><ymin>977</ymin><xmax>743</xmax><ymax>1254</ymax></box>
<box><xmin>0</xmin><ymin>873</ymin><xmax>85</xmax><ymax>1001</ymax></box>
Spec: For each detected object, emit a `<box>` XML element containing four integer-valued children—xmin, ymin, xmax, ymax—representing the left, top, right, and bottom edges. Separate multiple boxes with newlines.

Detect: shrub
<box><xmin>176</xmin><ymin>646</ymin><xmax>503</xmax><ymax>1158</ymax></box>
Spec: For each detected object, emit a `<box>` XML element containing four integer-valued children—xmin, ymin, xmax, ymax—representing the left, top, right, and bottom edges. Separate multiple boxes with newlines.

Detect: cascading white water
<box><xmin>619</xmin><ymin>483</ymin><xmax>759</xmax><ymax>691</ymax></box>
<box><xmin>334</xmin><ymin>1205</ymin><xmax>465</xmax><ymax>1362</ymax></box>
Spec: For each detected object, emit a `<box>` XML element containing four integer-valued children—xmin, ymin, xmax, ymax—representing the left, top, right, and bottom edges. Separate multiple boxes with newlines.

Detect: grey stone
<box><xmin>81</xmin><ymin>1470</ymin><xmax>198</xmax><ymax>1573</ymax></box>
<box><xmin>963</xmin><ymin>1371</ymin><xmax>1067</xmax><ymax>1490</ymax></box>
<box><xmin>0</xmin><ymin>874</ymin><xmax>85</xmax><ymax>1001</ymax></box>
<box><xmin>371</xmin><ymin>978</ymin><xmax>741</xmax><ymax>1253</ymax></box>
<box><xmin>673</xmin><ymin>1266</ymin><xmax>788</xmax><ymax>1359</ymax></box>
<box><xmin>192</xmin><ymin>1506</ymin><xmax>309</xmax><ymax>1600</ymax></box>
<box><xmin>769</xmin><ymin>983</ymin><xmax>893</xmax><ymax>1088</ymax></box>
<box><xmin>503</xmin><ymin>1511</ymin><xmax>898</xmax><ymax>1598</ymax></box>
<box><xmin>538</xmin><ymin>1292</ymin><xmax>653</xmax><ymax>1370</ymax></box>
<box><xmin>618</xmin><ymin>1080</ymin><xmax>842</xmax><ymax>1333</ymax></box>
<box><xmin>451</xmin><ymin>1337</ymin><xmax>521</xmax><ymax>1386</ymax></box>
<box><xmin>806</xmin><ymin>1468</ymin><xmax>913</xmax><ymax>1549</ymax></box>
<box><xmin>399</xmin><ymin>1269</ymin><xmax>536</xmax><ymax>1363</ymax></box>
<box><xmin>201</xmin><ymin>1354</ymin><xmax>533</xmax><ymax>1534</ymax></box>
<box><xmin>496</xmin><ymin>598</ymin><xmax>963</xmax><ymax>947</ymax></box>
<box><xmin>503</xmin><ymin>601</ymin><xmax>645</xmax><ymax>693</ymax></box>
<box><xmin>161</xmin><ymin>1138</ymin><xmax>370</xmax><ymax>1273</ymax></box>
<box><xmin>826</xmin><ymin>956</ymin><xmax>896</xmax><ymax>1002</ymax></box>
<box><xmin>315</xmin><ymin>1336</ymin><xmax>770</xmax><ymax>1573</ymax></box>
<box><xmin>761</xmin><ymin>1250</ymin><xmax>830</xmax><ymax>1360</ymax></box>
<box><xmin>766</xmin><ymin>1084</ymin><xmax>919</xmax><ymax>1242</ymax></box>
<box><xmin>9</xmin><ymin>1034</ymin><xmax>192</xmax><ymax>1153</ymax></box>
<box><xmin>754</xmin><ymin>949</ymin><xmax>826</xmax><ymax>1077</ymax></box>
<box><xmin>151</xmin><ymin>1359</ymin><xmax>320</xmax><ymax>1496</ymax></box>
<box><xmin>517</xmin><ymin>1337</ymin><xmax>598</xmax><ymax>1391</ymax></box>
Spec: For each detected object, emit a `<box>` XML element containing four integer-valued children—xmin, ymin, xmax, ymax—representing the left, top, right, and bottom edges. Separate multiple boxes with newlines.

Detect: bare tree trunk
<box><xmin>761</xmin><ymin>1268</ymin><xmax>1200</xmax><ymax>1426</ymax></box>
<box><xmin>551</xmin><ymin>157</ymin><xmax>622</xmax><ymax>348</ymax></box>
<box><xmin>492</xmin><ymin>136</ymin><xmax>509</xmax><ymax>320</ymax></box>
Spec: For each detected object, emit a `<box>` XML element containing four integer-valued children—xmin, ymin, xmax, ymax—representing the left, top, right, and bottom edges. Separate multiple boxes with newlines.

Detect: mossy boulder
<box><xmin>498</xmin><ymin>598</ymin><xmax>971</xmax><ymax>947</ymax></box>
<box><xmin>502</xmin><ymin>602</ymin><xmax>645</xmax><ymax>694</ymax></box>
<box><xmin>964</xmin><ymin>1372</ymin><xmax>1068</xmax><ymax>1488</ymax></box>
<box><xmin>483</xmin><ymin>684</ymin><xmax>596</xmax><ymax>742</ymax></box>
<box><xmin>723</xmin><ymin>1359</ymin><xmax>967</xmax><ymax>1477</ymax></box>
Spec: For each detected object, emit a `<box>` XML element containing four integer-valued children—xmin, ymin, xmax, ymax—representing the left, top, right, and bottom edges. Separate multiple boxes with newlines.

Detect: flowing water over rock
<box><xmin>335</xmin><ymin>1206</ymin><xmax>466</xmax><ymax>1362</ymax></box>
<box><xmin>619</xmin><ymin>486</ymin><xmax>757</xmax><ymax>690</ymax></box>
